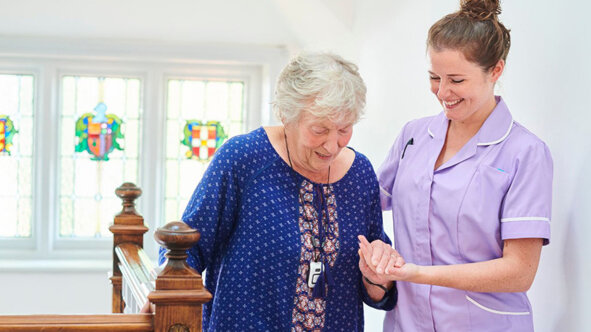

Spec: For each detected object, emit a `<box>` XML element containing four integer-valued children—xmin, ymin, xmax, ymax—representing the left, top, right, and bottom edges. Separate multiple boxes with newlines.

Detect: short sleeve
<box><xmin>501</xmin><ymin>141</ymin><xmax>553</xmax><ymax>245</ymax></box>
<box><xmin>158</xmin><ymin>141</ymin><xmax>241</xmax><ymax>271</ymax></box>
<box><xmin>377</xmin><ymin>123</ymin><xmax>408</xmax><ymax>210</ymax></box>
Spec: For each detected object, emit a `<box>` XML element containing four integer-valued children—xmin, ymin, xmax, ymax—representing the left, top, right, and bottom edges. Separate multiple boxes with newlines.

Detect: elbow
<box><xmin>514</xmin><ymin>281</ymin><xmax>532</xmax><ymax>293</ymax></box>
<box><xmin>513</xmin><ymin>272</ymin><xmax>537</xmax><ymax>292</ymax></box>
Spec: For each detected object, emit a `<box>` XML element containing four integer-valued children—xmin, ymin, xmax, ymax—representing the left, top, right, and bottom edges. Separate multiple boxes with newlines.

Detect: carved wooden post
<box><xmin>109</xmin><ymin>182</ymin><xmax>148</xmax><ymax>313</ymax></box>
<box><xmin>149</xmin><ymin>222</ymin><xmax>212</xmax><ymax>332</ymax></box>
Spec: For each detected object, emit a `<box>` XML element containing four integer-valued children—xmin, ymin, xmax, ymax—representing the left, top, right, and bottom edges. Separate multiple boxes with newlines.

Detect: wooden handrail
<box><xmin>0</xmin><ymin>314</ymin><xmax>153</xmax><ymax>331</ymax></box>
<box><xmin>110</xmin><ymin>182</ymin><xmax>148</xmax><ymax>313</ymax></box>
<box><xmin>116</xmin><ymin>243</ymin><xmax>156</xmax><ymax>313</ymax></box>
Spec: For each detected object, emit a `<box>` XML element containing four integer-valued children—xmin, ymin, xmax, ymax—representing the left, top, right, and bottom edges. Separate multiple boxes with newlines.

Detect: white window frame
<box><xmin>0</xmin><ymin>36</ymin><xmax>287</xmax><ymax>270</ymax></box>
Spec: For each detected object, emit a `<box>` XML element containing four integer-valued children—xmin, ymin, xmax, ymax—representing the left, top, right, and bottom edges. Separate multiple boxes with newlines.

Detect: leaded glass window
<box><xmin>164</xmin><ymin>79</ymin><xmax>245</xmax><ymax>223</ymax></box>
<box><xmin>59</xmin><ymin>76</ymin><xmax>141</xmax><ymax>238</ymax></box>
<box><xmin>0</xmin><ymin>74</ymin><xmax>34</xmax><ymax>238</ymax></box>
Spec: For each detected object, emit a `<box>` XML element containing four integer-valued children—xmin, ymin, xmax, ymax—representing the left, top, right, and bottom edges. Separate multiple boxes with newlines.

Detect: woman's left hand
<box><xmin>358</xmin><ymin>235</ymin><xmax>406</xmax><ymax>283</ymax></box>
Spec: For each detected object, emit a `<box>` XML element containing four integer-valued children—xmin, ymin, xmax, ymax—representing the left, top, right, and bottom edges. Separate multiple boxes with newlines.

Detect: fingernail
<box><xmin>377</xmin><ymin>268</ymin><xmax>383</xmax><ymax>273</ymax></box>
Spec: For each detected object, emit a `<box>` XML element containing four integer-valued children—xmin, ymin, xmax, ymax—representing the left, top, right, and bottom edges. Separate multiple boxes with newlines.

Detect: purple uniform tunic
<box><xmin>378</xmin><ymin>97</ymin><xmax>553</xmax><ymax>332</ymax></box>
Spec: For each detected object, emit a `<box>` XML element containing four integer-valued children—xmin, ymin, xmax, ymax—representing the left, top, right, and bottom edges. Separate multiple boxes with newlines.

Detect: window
<box><xmin>59</xmin><ymin>76</ymin><xmax>141</xmax><ymax>238</ymax></box>
<box><xmin>0</xmin><ymin>38</ymin><xmax>285</xmax><ymax>266</ymax></box>
<box><xmin>164</xmin><ymin>79</ymin><xmax>245</xmax><ymax>222</ymax></box>
<box><xmin>0</xmin><ymin>74</ymin><xmax>34</xmax><ymax>238</ymax></box>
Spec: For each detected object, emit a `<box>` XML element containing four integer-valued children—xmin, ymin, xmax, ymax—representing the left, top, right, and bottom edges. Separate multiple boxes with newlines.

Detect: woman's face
<box><xmin>428</xmin><ymin>48</ymin><xmax>503</xmax><ymax>124</ymax></box>
<box><xmin>285</xmin><ymin>111</ymin><xmax>353</xmax><ymax>175</ymax></box>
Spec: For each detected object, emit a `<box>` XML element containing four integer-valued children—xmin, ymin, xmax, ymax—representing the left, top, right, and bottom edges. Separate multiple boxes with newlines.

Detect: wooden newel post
<box><xmin>149</xmin><ymin>221</ymin><xmax>212</xmax><ymax>332</ymax></box>
<box><xmin>109</xmin><ymin>182</ymin><xmax>148</xmax><ymax>313</ymax></box>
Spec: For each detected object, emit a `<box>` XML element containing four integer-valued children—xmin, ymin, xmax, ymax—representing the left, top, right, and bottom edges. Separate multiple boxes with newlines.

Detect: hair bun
<box><xmin>460</xmin><ymin>0</ymin><xmax>501</xmax><ymax>21</ymax></box>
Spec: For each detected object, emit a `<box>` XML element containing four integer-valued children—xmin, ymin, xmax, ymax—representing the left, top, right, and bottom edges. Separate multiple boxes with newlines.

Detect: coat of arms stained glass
<box><xmin>181</xmin><ymin>120</ymin><xmax>228</xmax><ymax>161</ymax></box>
<box><xmin>0</xmin><ymin>115</ymin><xmax>17</xmax><ymax>155</ymax></box>
<box><xmin>74</xmin><ymin>102</ymin><xmax>124</xmax><ymax>161</ymax></box>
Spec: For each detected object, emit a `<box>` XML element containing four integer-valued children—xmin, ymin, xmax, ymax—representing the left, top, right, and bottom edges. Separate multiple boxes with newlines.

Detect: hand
<box><xmin>140</xmin><ymin>300</ymin><xmax>155</xmax><ymax>313</ymax></box>
<box><xmin>357</xmin><ymin>235</ymin><xmax>404</xmax><ymax>285</ymax></box>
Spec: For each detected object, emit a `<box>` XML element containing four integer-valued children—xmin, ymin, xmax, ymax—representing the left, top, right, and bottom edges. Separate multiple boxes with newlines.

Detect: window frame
<box><xmin>0</xmin><ymin>37</ymin><xmax>286</xmax><ymax>269</ymax></box>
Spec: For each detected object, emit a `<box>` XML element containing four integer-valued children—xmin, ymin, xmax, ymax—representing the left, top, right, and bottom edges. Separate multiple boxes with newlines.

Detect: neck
<box><xmin>449</xmin><ymin>96</ymin><xmax>497</xmax><ymax>137</ymax></box>
<box><xmin>284</xmin><ymin>128</ymin><xmax>330</xmax><ymax>184</ymax></box>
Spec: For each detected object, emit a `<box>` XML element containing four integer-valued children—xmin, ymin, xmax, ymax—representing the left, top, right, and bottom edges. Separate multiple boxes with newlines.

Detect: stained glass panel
<box><xmin>59</xmin><ymin>76</ymin><xmax>141</xmax><ymax>238</ymax></box>
<box><xmin>0</xmin><ymin>74</ymin><xmax>34</xmax><ymax>238</ymax></box>
<box><xmin>164</xmin><ymin>79</ymin><xmax>245</xmax><ymax>223</ymax></box>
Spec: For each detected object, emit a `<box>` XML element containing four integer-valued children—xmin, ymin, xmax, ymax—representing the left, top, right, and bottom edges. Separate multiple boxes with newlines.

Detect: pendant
<box><xmin>308</xmin><ymin>261</ymin><xmax>323</xmax><ymax>289</ymax></box>
<box><xmin>313</xmin><ymin>237</ymin><xmax>321</xmax><ymax>248</ymax></box>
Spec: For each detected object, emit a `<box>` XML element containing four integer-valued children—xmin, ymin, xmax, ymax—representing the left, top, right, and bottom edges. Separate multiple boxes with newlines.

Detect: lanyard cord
<box><xmin>284</xmin><ymin>128</ymin><xmax>331</xmax><ymax>254</ymax></box>
<box><xmin>284</xmin><ymin>127</ymin><xmax>335</xmax><ymax>298</ymax></box>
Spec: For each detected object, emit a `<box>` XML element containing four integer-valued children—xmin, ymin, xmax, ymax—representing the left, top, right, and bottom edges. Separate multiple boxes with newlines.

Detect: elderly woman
<box><xmin>161</xmin><ymin>52</ymin><xmax>397</xmax><ymax>331</ymax></box>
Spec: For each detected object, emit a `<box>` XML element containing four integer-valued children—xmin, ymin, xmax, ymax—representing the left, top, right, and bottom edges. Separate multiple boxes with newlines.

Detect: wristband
<box><xmin>363</xmin><ymin>276</ymin><xmax>388</xmax><ymax>293</ymax></box>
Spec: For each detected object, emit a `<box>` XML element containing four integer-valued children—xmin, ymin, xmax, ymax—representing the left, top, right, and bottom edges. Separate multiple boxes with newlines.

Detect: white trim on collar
<box><xmin>477</xmin><ymin>120</ymin><xmax>514</xmax><ymax>146</ymax></box>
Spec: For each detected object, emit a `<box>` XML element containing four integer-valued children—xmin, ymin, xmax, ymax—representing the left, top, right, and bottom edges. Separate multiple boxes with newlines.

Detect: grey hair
<box><xmin>272</xmin><ymin>52</ymin><xmax>367</xmax><ymax>125</ymax></box>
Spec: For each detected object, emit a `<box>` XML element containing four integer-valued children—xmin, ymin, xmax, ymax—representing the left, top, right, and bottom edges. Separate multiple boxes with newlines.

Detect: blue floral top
<box><xmin>159</xmin><ymin>127</ymin><xmax>397</xmax><ymax>331</ymax></box>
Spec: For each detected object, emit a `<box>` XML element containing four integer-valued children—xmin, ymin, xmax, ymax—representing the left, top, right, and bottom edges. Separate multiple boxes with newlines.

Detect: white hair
<box><xmin>272</xmin><ymin>52</ymin><xmax>367</xmax><ymax>125</ymax></box>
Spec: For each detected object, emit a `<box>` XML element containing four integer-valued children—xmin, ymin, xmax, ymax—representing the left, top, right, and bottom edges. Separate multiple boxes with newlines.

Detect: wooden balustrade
<box><xmin>0</xmin><ymin>182</ymin><xmax>212</xmax><ymax>332</ymax></box>
<box><xmin>0</xmin><ymin>314</ymin><xmax>153</xmax><ymax>331</ymax></box>
<box><xmin>150</xmin><ymin>221</ymin><xmax>212</xmax><ymax>332</ymax></box>
<box><xmin>110</xmin><ymin>182</ymin><xmax>148</xmax><ymax>313</ymax></box>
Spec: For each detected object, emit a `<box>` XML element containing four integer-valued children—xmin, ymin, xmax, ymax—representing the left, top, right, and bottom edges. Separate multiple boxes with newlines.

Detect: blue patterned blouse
<box><xmin>159</xmin><ymin>127</ymin><xmax>397</xmax><ymax>331</ymax></box>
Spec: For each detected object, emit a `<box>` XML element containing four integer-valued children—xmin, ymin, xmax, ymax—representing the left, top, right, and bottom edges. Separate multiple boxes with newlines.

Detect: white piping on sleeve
<box><xmin>380</xmin><ymin>186</ymin><xmax>392</xmax><ymax>198</ymax></box>
<box><xmin>501</xmin><ymin>217</ymin><xmax>550</xmax><ymax>222</ymax></box>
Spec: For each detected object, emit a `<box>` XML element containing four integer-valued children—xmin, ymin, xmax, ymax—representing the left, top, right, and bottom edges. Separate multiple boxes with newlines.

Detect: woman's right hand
<box><xmin>357</xmin><ymin>235</ymin><xmax>405</xmax><ymax>284</ymax></box>
<box><xmin>140</xmin><ymin>301</ymin><xmax>154</xmax><ymax>313</ymax></box>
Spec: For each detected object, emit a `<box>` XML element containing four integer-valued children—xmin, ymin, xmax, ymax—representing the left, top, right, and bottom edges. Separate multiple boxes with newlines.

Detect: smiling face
<box><xmin>428</xmin><ymin>48</ymin><xmax>504</xmax><ymax>124</ymax></box>
<box><xmin>284</xmin><ymin>111</ymin><xmax>353</xmax><ymax>177</ymax></box>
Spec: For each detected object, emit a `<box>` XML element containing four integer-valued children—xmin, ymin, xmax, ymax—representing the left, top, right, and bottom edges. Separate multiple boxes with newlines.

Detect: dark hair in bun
<box><xmin>428</xmin><ymin>0</ymin><xmax>511</xmax><ymax>71</ymax></box>
<box><xmin>460</xmin><ymin>0</ymin><xmax>501</xmax><ymax>21</ymax></box>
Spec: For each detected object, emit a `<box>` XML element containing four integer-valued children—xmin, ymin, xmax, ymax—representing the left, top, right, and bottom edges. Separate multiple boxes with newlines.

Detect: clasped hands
<box><xmin>357</xmin><ymin>235</ymin><xmax>417</xmax><ymax>285</ymax></box>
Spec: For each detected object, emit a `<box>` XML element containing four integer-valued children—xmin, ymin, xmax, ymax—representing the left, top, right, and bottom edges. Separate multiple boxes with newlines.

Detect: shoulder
<box><xmin>503</xmin><ymin>121</ymin><xmax>552</xmax><ymax>157</ymax></box>
<box><xmin>394</xmin><ymin>114</ymin><xmax>441</xmax><ymax>148</ymax></box>
<box><xmin>401</xmin><ymin>114</ymin><xmax>440</xmax><ymax>137</ymax></box>
<box><xmin>346</xmin><ymin>149</ymin><xmax>379</xmax><ymax>184</ymax></box>
<box><xmin>507</xmin><ymin>122</ymin><xmax>547</xmax><ymax>146</ymax></box>
<box><xmin>351</xmin><ymin>149</ymin><xmax>373</xmax><ymax>170</ymax></box>
<box><xmin>219</xmin><ymin>127</ymin><xmax>268</xmax><ymax>152</ymax></box>
<box><xmin>213</xmin><ymin>127</ymin><xmax>278</xmax><ymax>172</ymax></box>
<box><xmin>494</xmin><ymin>121</ymin><xmax>553</xmax><ymax>175</ymax></box>
<box><xmin>382</xmin><ymin>114</ymin><xmax>440</xmax><ymax>159</ymax></box>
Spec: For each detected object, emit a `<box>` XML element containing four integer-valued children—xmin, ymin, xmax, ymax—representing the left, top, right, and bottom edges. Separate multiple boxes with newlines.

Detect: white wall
<box><xmin>0</xmin><ymin>271</ymin><xmax>111</xmax><ymax>314</ymax></box>
<box><xmin>1</xmin><ymin>1</ymin><xmax>590</xmax><ymax>331</ymax></box>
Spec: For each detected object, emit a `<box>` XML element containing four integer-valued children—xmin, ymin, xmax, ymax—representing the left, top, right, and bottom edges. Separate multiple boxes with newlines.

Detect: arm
<box><xmin>358</xmin><ymin>158</ymin><xmax>398</xmax><ymax>308</ymax></box>
<box><xmin>359</xmin><ymin>246</ymin><xmax>395</xmax><ymax>301</ymax></box>
<box><xmin>384</xmin><ymin>238</ymin><xmax>543</xmax><ymax>292</ymax></box>
<box><xmin>379</xmin><ymin>134</ymin><xmax>552</xmax><ymax>293</ymax></box>
<box><xmin>158</xmin><ymin>141</ymin><xmax>241</xmax><ymax>272</ymax></box>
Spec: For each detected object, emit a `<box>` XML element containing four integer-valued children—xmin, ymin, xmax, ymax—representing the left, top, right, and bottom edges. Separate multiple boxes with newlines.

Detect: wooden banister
<box><xmin>110</xmin><ymin>182</ymin><xmax>148</xmax><ymax>313</ymax></box>
<box><xmin>116</xmin><ymin>243</ymin><xmax>157</xmax><ymax>313</ymax></box>
<box><xmin>0</xmin><ymin>183</ymin><xmax>211</xmax><ymax>332</ymax></box>
<box><xmin>149</xmin><ymin>221</ymin><xmax>212</xmax><ymax>332</ymax></box>
<box><xmin>0</xmin><ymin>314</ymin><xmax>153</xmax><ymax>331</ymax></box>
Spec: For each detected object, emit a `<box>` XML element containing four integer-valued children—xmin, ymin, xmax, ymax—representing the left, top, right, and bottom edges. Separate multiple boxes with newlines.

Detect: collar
<box><xmin>427</xmin><ymin>96</ymin><xmax>513</xmax><ymax>146</ymax></box>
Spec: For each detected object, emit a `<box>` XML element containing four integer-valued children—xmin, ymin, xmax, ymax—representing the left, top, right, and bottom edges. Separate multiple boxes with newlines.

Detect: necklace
<box><xmin>284</xmin><ymin>127</ymin><xmax>334</xmax><ymax>298</ymax></box>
